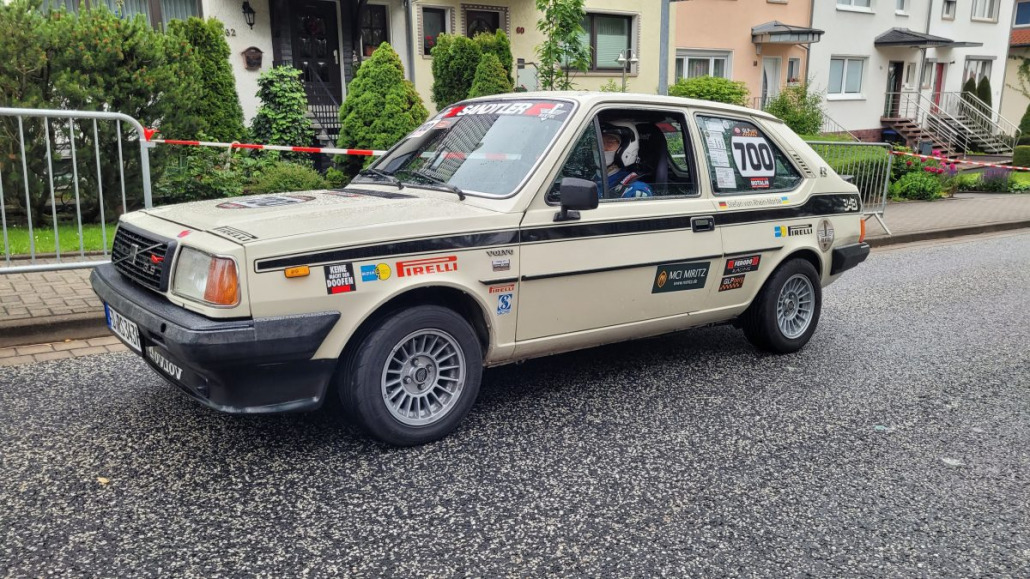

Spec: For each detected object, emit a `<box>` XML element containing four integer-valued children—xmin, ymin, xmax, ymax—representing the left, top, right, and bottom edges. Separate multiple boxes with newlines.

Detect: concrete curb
<box><xmin>0</xmin><ymin>311</ymin><xmax>109</xmax><ymax>349</ymax></box>
<box><xmin>867</xmin><ymin>220</ymin><xmax>1030</xmax><ymax>248</ymax></box>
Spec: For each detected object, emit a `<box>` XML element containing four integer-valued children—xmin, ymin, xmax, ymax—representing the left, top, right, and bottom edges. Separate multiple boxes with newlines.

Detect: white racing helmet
<box><xmin>601</xmin><ymin>121</ymin><xmax>640</xmax><ymax>168</ymax></box>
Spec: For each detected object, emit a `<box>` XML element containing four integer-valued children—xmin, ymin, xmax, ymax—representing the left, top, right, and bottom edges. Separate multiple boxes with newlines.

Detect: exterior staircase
<box><xmin>882</xmin><ymin>91</ymin><xmax>1019</xmax><ymax>158</ymax></box>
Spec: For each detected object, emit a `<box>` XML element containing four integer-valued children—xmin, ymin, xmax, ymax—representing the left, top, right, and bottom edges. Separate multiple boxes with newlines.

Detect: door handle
<box><xmin>334</xmin><ymin>49</ymin><xmax>339</xmax><ymax>65</ymax></box>
<box><xmin>691</xmin><ymin>216</ymin><xmax>715</xmax><ymax>232</ymax></box>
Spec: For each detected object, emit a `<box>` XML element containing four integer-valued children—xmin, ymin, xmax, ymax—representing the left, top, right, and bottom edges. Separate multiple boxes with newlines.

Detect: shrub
<box><xmin>431</xmin><ymin>34</ymin><xmax>480</xmax><ymax>109</ymax></box>
<box><xmin>338</xmin><ymin>43</ymin><xmax>427</xmax><ymax>177</ymax></box>
<box><xmin>962</xmin><ymin>77</ymin><xmax>978</xmax><ymax>104</ymax></box>
<box><xmin>976</xmin><ymin>76</ymin><xmax>992</xmax><ymax>110</ymax></box>
<box><xmin>1019</xmin><ymin>104</ymin><xmax>1030</xmax><ymax>144</ymax></box>
<box><xmin>889</xmin><ymin>170</ymin><xmax>942</xmax><ymax>200</ymax></box>
<box><xmin>166</xmin><ymin>17</ymin><xmax>246</xmax><ymax>142</ymax></box>
<box><xmin>250</xmin><ymin>66</ymin><xmax>314</xmax><ymax>157</ymax></box>
<box><xmin>467</xmin><ymin>53</ymin><xmax>513</xmax><ymax>98</ymax></box>
<box><xmin>248</xmin><ymin>162</ymin><xmax>326</xmax><ymax>194</ymax></box>
<box><xmin>975</xmin><ymin>167</ymin><xmax>1012</xmax><ymax>192</ymax></box>
<box><xmin>669</xmin><ymin>76</ymin><xmax>749</xmax><ymax>107</ymax></box>
<box><xmin>1013</xmin><ymin>145</ymin><xmax>1030</xmax><ymax>168</ymax></box>
<box><xmin>763</xmin><ymin>83</ymin><xmax>823</xmax><ymax>136</ymax></box>
<box><xmin>154</xmin><ymin>146</ymin><xmax>245</xmax><ymax>203</ymax></box>
<box><xmin>598</xmin><ymin>79</ymin><xmax>627</xmax><ymax>92</ymax></box>
<box><xmin>474</xmin><ymin>30</ymin><xmax>513</xmax><ymax>86</ymax></box>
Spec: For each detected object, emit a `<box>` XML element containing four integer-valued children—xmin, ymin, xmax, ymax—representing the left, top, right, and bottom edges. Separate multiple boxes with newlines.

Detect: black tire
<box><xmin>741</xmin><ymin>258</ymin><xmax>822</xmax><ymax>354</ymax></box>
<box><xmin>338</xmin><ymin>305</ymin><xmax>483</xmax><ymax>446</ymax></box>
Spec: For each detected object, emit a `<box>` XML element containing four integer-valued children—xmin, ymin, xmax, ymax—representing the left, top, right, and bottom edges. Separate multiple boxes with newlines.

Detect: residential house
<box><xmin>809</xmin><ymin>0</ymin><xmax>1016</xmax><ymax>149</ymax></box>
<box><xmin>673</xmin><ymin>0</ymin><xmax>822</xmax><ymax>108</ymax></box>
<box><xmin>1001</xmin><ymin>0</ymin><xmax>1030</xmax><ymax>128</ymax></box>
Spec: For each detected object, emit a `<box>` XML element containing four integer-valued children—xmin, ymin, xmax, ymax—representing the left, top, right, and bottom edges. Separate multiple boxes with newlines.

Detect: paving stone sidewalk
<box><xmin>1</xmin><ymin>192</ymin><xmax>1029</xmax><ymax>351</ymax></box>
<box><xmin>0</xmin><ymin>335</ymin><xmax>128</xmax><ymax>366</ymax></box>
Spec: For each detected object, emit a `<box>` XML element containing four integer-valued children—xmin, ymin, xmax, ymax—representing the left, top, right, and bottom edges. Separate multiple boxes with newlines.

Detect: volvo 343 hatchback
<box><xmin>91</xmin><ymin>93</ymin><xmax>870</xmax><ymax>445</ymax></box>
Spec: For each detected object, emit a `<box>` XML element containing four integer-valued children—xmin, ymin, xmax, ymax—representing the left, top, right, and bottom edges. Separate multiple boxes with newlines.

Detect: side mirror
<box><xmin>555</xmin><ymin>177</ymin><xmax>598</xmax><ymax>222</ymax></box>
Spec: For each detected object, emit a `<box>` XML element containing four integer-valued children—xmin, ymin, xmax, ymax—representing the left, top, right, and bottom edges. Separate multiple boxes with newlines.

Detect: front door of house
<box><xmin>291</xmin><ymin>1</ymin><xmax>343</xmax><ymax>104</ymax></box>
<box><xmin>761</xmin><ymin>58</ymin><xmax>781</xmax><ymax>108</ymax></box>
<box><xmin>885</xmin><ymin>61</ymin><xmax>904</xmax><ymax>117</ymax></box>
<box><xmin>933</xmin><ymin>63</ymin><xmax>947</xmax><ymax>107</ymax></box>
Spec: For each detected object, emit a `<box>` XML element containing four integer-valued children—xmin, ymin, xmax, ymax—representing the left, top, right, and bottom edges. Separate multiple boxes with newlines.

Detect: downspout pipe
<box><xmin>404</xmin><ymin>0</ymin><xmax>416</xmax><ymax>84</ymax></box>
<box><xmin>659</xmin><ymin>0</ymin><xmax>671</xmax><ymax>94</ymax></box>
<box><xmin>916</xmin><ymin>0</ymin><xmax>935</xmax><ymax>96</ymax></box>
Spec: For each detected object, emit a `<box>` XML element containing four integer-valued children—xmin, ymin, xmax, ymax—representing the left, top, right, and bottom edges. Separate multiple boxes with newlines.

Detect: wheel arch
<box><xmin>783</xmin><ymin>247</ymin><xmax>823</xmax><ymax>278</ymax></box>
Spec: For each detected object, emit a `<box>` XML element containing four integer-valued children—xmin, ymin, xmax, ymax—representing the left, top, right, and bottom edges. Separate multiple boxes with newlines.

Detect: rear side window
<box><xmin>696</xmin><ymin>115</ymin><xmax>802</xmax><ymax>195</ymax></box>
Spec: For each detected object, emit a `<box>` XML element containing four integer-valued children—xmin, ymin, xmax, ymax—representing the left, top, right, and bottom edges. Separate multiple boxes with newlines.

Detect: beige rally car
<box><xmin>91</xmin><ymin>92</ymin><xmax>870</xmax><ymax>445</ymax></box>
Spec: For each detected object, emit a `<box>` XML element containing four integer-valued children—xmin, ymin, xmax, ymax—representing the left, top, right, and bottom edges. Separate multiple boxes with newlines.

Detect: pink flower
<box><xmin>906</xmin><ymin>160</ymin><xmax>913</xmax><ymax>166</ymax></box>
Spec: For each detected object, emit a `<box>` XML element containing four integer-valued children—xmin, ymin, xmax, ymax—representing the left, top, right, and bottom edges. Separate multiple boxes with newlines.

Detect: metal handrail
<box><xmin>884</xmin><ymin>92</ymin><xmax>969</xmax><ymax>155</ymax></box>
<box><xmin>936</xmin><ymin>91</ymin><xmax>1020</xmax><ymax>148</ymax></box>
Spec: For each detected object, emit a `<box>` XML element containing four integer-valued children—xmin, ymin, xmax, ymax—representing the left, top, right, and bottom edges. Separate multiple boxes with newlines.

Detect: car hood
<box><xmin>142</xmin><ymin>188</ymin><xmax>502</xmax><ymax>243</ymax></box>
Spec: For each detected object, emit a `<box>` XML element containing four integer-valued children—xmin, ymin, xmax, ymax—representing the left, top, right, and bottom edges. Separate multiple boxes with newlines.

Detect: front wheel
<box><xmin>742</xmin><ymin>258</ymin><xmax>822</xmax><ymax>354</ymax></box>
<box><xmin>339</xmin><ymin>305</ymin><xmax>483</xmax><ymax>446</ymax></box>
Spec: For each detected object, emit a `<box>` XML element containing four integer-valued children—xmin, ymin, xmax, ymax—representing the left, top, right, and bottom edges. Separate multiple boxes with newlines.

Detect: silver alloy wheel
<box><xmin>776</xmin><ymin>273</ymin><xmax>815</xmax><ymax>339</ymax></box>
<box><xmin>381</xmin><ymin>329</ymin><xmax>467</xmax><ymax>426</ymax></box>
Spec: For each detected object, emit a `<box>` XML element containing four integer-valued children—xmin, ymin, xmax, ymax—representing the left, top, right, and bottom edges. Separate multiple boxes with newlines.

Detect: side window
<box><xmin>547</xmin><ymin>123</ymin><xmax>603</xmax><ymax>204</ymax></box>
<box><xmin>696</xmin><ymin>115</ymin><xmax>802</xmax><ymax>195</ymax></box>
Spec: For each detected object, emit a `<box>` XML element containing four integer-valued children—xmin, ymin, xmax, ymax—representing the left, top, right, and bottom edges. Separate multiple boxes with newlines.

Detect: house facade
<box><xmin>673</xmin><ymin>0</ymin><xmax>822</xmax><ymax>108</ymax></box>
<box><xmin>809</xmin><ymin>0</ymin><xmax>1015</xmax><ymax>141</ymax></box>
<box><xmin>1001</xmin><ymin>0</ymin><xmax>1030</xmax><ymax>125</ymax></box>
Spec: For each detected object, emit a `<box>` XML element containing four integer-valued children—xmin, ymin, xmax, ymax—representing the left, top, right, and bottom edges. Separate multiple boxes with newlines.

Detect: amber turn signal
<box><xmin>285</xmin><ymin>266</ymin><xmax>310</xmax><ymax>278</ymax></box>
<box><xmin>859</xmin><ymin>218</ymin><xmax>866</xmax><ymax>243</ymax></box>
<box><xmin>203</xmin><ymin>257</ymin><xmax>240</xmax><ymax>306</ymax></box>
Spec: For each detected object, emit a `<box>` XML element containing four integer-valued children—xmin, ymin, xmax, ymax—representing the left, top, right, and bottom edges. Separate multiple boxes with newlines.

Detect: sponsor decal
<box><xmin>396</xmin><ymin>255</ymin><xmax>458</xmax><ymax>277</ymax></box>
<box><xmin>652</xmin><ymin>262</ymin><xmax>710</xmax><ymax>294</ymax></box>
<box><xmin>497</xmin><ymin>293</ymin><xmax>513</xmax><ymax>315</ymax></box>
<box><xmin>146</xmin><ymin>347</ymin><xmax>183</xmax><ymax>380</ymax></box>
<box><xmin>735</xmin><ymin>126</ymin><xmax>760</xmax><ymax>138</ymax></box>
<box><xmin>716</xmin><ymin>196</ymin><xmax>792</xmax><ymax>211</ymax></box>
<box><xmin>486</xmin><ymin>248</ymin><xmax>514</xmax><ymax>257</ymax></box>
<box><xmin>450</xmin><ymin>101</ymin><xmax>568</xmax><ymax>118</ymax></box>
<box><xmin>817</xmin><ymin>219</ymin><xmax>835</xmax><ymax>252</ymax></box>
<box><xmin>780</xmin><ymin>196</ymin><xmax>790</xmax><ymax>204</ymax></box>
<box><xmin>724</xmin><ymin>255</ymin><xmax>761</xmax><ymax>275</ymax></box>
<box><xmin>491</xmin><ymin>259</ymin><xmax>510</xmax><ymax>272</ymax></box>
<box><xmin>211</xmin><ymin>225</ymin><xmax>257</xmax><ymax>242</ymax></box>
<box><xmin>324</xmin><ymin>263</ymin><xmax>356</xmax><ymax>294</ymax></box>
<box><xmin>774</xmin><ymin>224</ymin><xmax>813</xmax><ymax>238</ymax></box>
<box><xmin>719</xmin><ymin>275</ymin><xmax>746</xmax><ymax>292</ymax></box>
<box><xmin>750</xmin><ymin>177</ymin><xmax>770</xmax><ymax>189</ymax></box>
<box><xmin>216</xmin><ymin>194</ymin><xmax>315</xmax><ymax>209</ymax></box>
<box><xmin>360</xmin><ymin>263</ymin><xmax>392</xmax><ymax>282</ymax></box>
<box><xmin>489</xmin><ymin>283</ymin><xmax>516</xmax><ymax>294</ymax></box>
<box><xmin>177</xmin><ymin>230</ymin><xmax>190</xmax><ymax>238</ymax></box>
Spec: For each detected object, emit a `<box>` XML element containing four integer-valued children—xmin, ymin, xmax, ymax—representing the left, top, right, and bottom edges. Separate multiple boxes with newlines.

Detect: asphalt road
<box><xmin>2</xmin><ymin>232</ymin><xmax>1029</xmax><ymax>577</ymax></box>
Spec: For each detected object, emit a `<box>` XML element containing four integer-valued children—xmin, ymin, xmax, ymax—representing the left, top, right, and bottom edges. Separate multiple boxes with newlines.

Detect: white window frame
<box><xmin>964</xmin><ymin>58</ymin><xmax>993</xmax><ymax>83</ymax></box>
<box><xmin>903</xmin><ymin>62</ymin><xmax>916</xmax><ymax>88</ymax></box>
<box><xmin>942</xmin><ymin>0</ymin><xmax>957</xmax><ymax>19</ymax></box>
<box><xmin>581</xmin><ymin>12</ymin><xmax>638</xmax><ymax>73</ymax></box>
<box><xmin>675</xmin><ymin>49</ymin><xmax>732</xmax><ymax>81</ymax></box>
<box><xmin>971</xmin><ymin>0</ymin><xmax>999</xmax><ymax>21</ymax></box>
<box><xmin>827</xmin><ymin>56</ymin><xmax>866</xmax><ymax>99</ymax></box>
<box><xmin>920</xmin><ymin>59</ymin><xmax>935</xmax><ymax>89</ymax></box>
<box><xmin>419</xmin><ymin>5</ymin><xmax>454</xmax><ymax>59</ymax></box>
<box><xmin>1015</xmin><ymin>0</ymin><xmax>1030</xmax><ymax>27</ymax></box>
<box><xmin>787</xmin><ymin>57</ymin><xmax>802</xmax><ymax>84</ymax></box>
<box><xmin>837</xmin><ymin>0</ymin><xmax>873</xmax><ymax>13</ymax></box>
<box><xmin>896</xmin><ymin>0</ymin><xmax>909</xmax><ymax>15</ymax></box>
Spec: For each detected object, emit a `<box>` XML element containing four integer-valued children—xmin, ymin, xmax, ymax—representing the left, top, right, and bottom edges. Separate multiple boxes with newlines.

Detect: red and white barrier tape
<box><xmin>142</xmin><ymin>129</ymin><xmax>385</xmax><ymax>156</ymax></box>
<box><xmin>890</xmin><ymin>150</ymin><xmax>1030</xmax><ymax>172</ymax></box>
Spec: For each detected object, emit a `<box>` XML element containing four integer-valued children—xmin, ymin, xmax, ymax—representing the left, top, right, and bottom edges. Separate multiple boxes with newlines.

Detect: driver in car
<box><xmin>600</xmin><ymin>121</ymin><xmax>653</xmax><ymax>198</ymax></box>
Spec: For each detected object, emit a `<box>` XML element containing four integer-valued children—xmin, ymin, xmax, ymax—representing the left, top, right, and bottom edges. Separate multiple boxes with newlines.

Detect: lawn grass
<box><xmin>2</xmin><ymin>223</ymin><xmax>116</xmax><ymax>256</ymax></box>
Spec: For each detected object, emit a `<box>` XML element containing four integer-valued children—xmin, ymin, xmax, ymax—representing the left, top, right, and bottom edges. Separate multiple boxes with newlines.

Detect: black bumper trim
<box><xmin>831</xmin><ymin>242</ymin><xmax>871</xmax><ymax>276</ymax></box>
<box><xmin>90</xmin><ymin>263</ymin><xmax>341</xmax><ymax>412</ymax></box>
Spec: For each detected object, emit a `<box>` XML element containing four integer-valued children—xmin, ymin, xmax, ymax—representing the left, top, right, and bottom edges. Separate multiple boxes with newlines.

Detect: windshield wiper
<box><xmin>357</xmin><ymin>168</ymin><xmax>404</xmax><ymax>190</ymax></box>
<box><xmin>411</xmin><ymin>170</ymin><xmax>465</xmax><ymax>201</ymax></box>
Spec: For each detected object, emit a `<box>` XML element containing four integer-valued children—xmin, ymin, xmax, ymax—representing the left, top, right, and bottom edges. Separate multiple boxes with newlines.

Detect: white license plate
<box><xmin>106</xmin><ymin>304</ymin><xmax>142</xmax><ymax>353</ymax></box>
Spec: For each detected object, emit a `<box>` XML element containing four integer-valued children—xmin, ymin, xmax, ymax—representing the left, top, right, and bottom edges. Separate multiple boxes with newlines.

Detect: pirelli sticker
<box><xmin>652</xmin><ymin>261</ymin><xmax>710</xmax><ymax>293</ymax></box>
<box><xmin>724</xmin><ymin>255</ymin><xmax>761</xmax><ymax>275</ymax></box>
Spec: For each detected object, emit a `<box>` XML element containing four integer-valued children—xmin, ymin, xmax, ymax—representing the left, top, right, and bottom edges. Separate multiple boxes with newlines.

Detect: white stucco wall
<box><xmin>811</xmin><ymin>0</ymin><xmax>1016</xmax><ymax>133</ymax></box>
<box><xmin>1002</xmin><ymin>47</ymin><xmax>1030</xmax><ymax>126</ymax></box>
<box><xmin>202</xmin><ymin>0</ymin><xmax>274</xmax><ymax>122</ymax></box>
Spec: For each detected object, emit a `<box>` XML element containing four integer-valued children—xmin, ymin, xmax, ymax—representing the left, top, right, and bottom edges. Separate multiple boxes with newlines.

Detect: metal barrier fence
<box><xmin>0</xmin><ymin>107</ymin><xmax>153</xmax><ymax>274</ymax></box>
<box><xmin>807</xmin><ymin>141</ymin><xmax>893</xmax><ymax>235</ymax></box>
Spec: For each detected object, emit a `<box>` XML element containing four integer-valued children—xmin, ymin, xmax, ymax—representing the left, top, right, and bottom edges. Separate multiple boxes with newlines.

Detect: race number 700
<box><xmin>731</xmin><ymin>136</ymin><xmax>776</xmax><ymax>178</ymax></box>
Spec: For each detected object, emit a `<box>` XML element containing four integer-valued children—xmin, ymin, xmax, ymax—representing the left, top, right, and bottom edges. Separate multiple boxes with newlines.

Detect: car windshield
<box><xmin>360</xmin><ymin>99</ymin><xmax>574</xmax><ymax>197</ymax></box>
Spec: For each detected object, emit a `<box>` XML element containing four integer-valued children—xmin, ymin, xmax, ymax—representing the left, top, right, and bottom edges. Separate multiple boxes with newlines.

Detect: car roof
<box><xmin>459</xmin><ymin>91</ymin><xmax>782</xmax><ymax>124</ymax></box>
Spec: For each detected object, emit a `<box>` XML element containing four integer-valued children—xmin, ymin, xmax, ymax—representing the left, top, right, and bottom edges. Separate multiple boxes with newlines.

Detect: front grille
<box><xmin>112</xmin><ymin>226</ymin><xmax>169</xmax><ymax>292</ymax></box>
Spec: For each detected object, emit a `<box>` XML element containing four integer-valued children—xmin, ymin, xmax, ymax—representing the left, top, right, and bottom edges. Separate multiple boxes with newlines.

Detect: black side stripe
<box><xmin>256</xmin><ymin>230</ymin><xmax>520</xmax><ymax>272</ymax></box>
<box><xmin>480</xmin><ymin>277</ymin><xmax>518</xmax><ymax>285</ymax></box>
<box><xmin>725</xmin><ymin>246</ymin><xmax>782</xmax><ymax>258</ymax></box>
<box><xmin>255</xmin><ymin>193</ymin><xmax>859</xmax><ymax>272</ymax></box>
<box><xmin>521</xmin><ymin>254</ymin><xmax>723</xmax><ymax>282</ymax></box>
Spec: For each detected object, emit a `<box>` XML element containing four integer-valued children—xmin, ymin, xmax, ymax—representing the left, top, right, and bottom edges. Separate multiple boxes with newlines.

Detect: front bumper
<box><xmin>830</xmin><ymin>242</ymin><xmax>871</xmax><ymax>275</ymax></box>
<box><xmin>90</xmin><ymin>264</ymin><xmax>340</xmax><ymax>413</ymax></box>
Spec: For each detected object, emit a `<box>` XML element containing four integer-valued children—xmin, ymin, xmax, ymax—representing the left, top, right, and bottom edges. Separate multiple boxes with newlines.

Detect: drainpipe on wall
<box><xmin>804</xmin><ymin>0</ymin><xmax>814</xmax><ymax>82</ymax></box>
<box><xmin>404</xmin><ymin>0</ymin><xmax>416</xmax><ymax>84</ymax></box>
<box><xmin>658</xmin><ymin>0</ymin><xmax>671</xmax><ymax>94</ymax></box>
<box><xmin>916</xmin><ymin>0</ymin><xmax>934</xmax><ymax>96</ymax></box>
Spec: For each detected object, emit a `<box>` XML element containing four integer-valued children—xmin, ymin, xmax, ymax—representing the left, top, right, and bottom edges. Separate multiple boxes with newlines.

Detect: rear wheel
<box><xmin>339</xmin><ymin>305</ymin><xmax>482</xmax><ymax>446</ymax></box>
<box><xmin>742</xmin><ymin>258</ymin><xmax>821</xmax><ymax>353</ymax></box>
